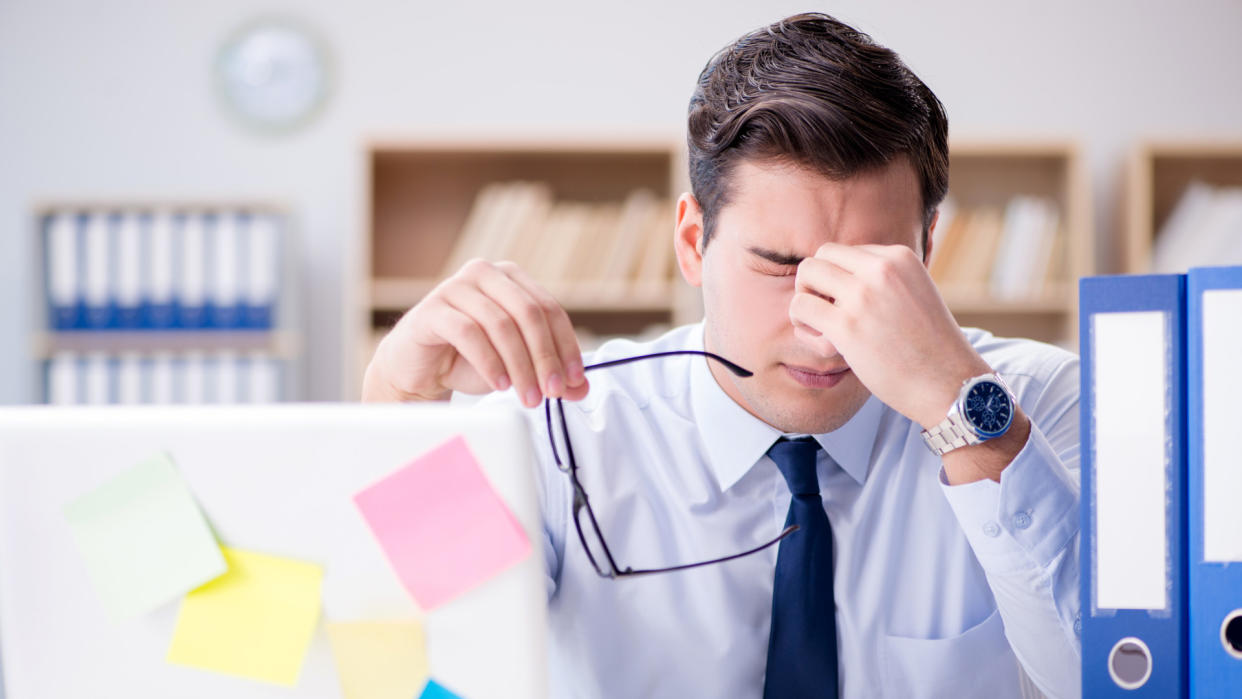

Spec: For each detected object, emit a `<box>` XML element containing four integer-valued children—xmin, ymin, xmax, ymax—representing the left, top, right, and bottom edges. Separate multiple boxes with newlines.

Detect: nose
<box><xmin>791</xmin><ymin>318</ymin><xmax>839</xmax><ymax>358</ymax></box>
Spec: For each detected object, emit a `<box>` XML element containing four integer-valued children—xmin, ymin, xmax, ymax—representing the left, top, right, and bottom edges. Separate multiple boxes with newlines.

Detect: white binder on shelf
<box><xmin>244</xmin><ymin>213</ymin><xmax>279</xmax><ymax>329</ymax></box>
<box><xmin>114</xmin><ymin>213</ymin><xmax>143</xmax><ymax>328</ymax></box>
<box><xmin>45</xmin><ymin>212</ymin><xmax>81</xmax><ymax>330</ymax></box>
<box><xmin>45</xmin><ymin>352</ymin><xmax>79</xmax><ymax>405</ymax></box>
<box><xmin>176</xmin><ymin>213</ymin><xmax>208</xmax><ymax>329</ymax></box>
<box><xmin>209</xmin><ymin>212</ymin><xmax>244</xmax><ymax>328</ymax></box>
<box><xmin>145</xmin><ymin>211</ymin><xmax>177</xmax><ymax>329</ymax></box>
<box><xmin>83</xmin><ymin>212</ymin><xmax>113</xmax><ymax>329</ymax></box>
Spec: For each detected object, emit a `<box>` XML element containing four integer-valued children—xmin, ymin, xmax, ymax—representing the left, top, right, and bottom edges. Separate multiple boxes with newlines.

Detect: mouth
<box><xmin>783</xmin><ymin>363</ymin><xmax>851</xmax><ymax>389</ymax></box>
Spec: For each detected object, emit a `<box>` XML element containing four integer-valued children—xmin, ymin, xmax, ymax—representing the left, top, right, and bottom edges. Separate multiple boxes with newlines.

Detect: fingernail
<box><xmin>567</xmin><ymin>360</ymin><xmax>584</xmax><ymax>384</ymax></box>
<box><xmin>524</xmin><ymin>387</ymin><xmax>542</xmax><ymax>407</ymax></box>
<box><xmin>495</xmin><ymin>375</ymin><xmax>510</xmax><ymax>391</ymax></box>
<box><xmin>547</xmin><ymin>373</ymin><xmax>564</xmax><ymax>397</ymax></box>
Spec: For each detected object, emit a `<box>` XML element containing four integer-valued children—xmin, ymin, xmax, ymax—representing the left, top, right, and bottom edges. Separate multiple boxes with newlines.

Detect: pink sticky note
<box><xmin>354</xmin><ymin>435</ymin><xmax>531</xmax><ymax>610</ymax></box>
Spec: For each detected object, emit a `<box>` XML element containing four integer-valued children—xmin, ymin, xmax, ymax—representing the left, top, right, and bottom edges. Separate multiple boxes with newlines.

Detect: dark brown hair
<box><xmin>687</xmin><ymin>12</ymin><xmax>949</xmax><ymax>251</ymax></box>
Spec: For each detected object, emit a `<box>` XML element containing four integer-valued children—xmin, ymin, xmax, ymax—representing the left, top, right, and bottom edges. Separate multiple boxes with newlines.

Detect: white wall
<box><xmin>3</xmin><ymin>0</ymin><xmax>1241</xmax><ymax>404</ymax></box>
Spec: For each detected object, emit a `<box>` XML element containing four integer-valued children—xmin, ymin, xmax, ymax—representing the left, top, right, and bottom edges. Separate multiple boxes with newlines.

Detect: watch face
<box><xmin>964</xmin><ymin>380</ymin><xmax>1013</xmax><ymax>438</ymax></box>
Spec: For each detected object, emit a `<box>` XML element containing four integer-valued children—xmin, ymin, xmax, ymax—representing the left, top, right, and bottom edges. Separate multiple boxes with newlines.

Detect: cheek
<box><xmin>712</xmin><ymin>271</ymin><xmax>796</xmax><ymax>338</ymax></box>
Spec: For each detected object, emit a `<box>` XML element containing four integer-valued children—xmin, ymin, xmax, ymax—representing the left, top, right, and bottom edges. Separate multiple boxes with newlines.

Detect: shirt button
<box><xmin>982</xmin><ymin>521</ymin><xmax>1001</xmax><ymax>538</ymax></box>
<box><xmin>1013</xmin><ymin>511</ymin><xmax>1033</xmax><ymax>530</ymax></box>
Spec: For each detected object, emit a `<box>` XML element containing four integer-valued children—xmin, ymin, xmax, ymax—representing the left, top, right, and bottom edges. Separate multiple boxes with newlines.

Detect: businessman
<box><xmin>364</xmin><ymin>12</ymin><xmax>1081</xmax><ymax>698</ymax></box>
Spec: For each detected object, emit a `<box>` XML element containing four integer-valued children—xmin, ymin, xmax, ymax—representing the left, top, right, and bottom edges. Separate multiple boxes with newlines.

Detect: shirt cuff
<box><xmin>938</xmin><ymin>425</ymin><xmax>1080</xmax><ymax>574</ymax></box>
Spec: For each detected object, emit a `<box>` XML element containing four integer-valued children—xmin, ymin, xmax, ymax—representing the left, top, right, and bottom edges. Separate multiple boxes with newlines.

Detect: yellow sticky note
<box><xmin>166</xmin><ymin>547</ymin><xmax>323</xmax><ymax>686</ymax></box>
<box><xmin>326</xmin><ymin>621</ymin><xmax>430</xmax><ymax>699</ymax></box>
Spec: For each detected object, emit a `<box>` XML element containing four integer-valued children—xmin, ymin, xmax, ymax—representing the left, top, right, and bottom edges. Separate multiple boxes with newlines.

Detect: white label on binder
<box><xmin>182</xmin><ymin>353</ymin><xmax>206</xmax><ymax>404</ymax></box>
<box><xmin>180</xmin><ymin>215</ymin><xmax>206</xmax><ymax>307</ymax></box>
<box><xmin>213</xmin><ymin>214</ymin><xmax>241</xmax><ymax>306</ymax></box>
<box><xmin>84</xmin><ymin>213</ymin><xmax>110</xmax><ymax>307</ymax></box>
<box><xmin>84</xmin><ymin>354</ymin><xmax>110</xmax><ymax>405</ymax></box>
<box><xmin>1093</xmin><ymin>311</ymin><xmax>1169</xmax><ymax>611</ymax></box>
<box><xmin>248</xmin><ymin>354</ymin><xmax>279</xmax><ymax>403</ymax></box>
<box><xmin>216</xmin><ymin>352</ymin><xmax>239</xmax><ymax>404</ymax></box>
<box><xmin>246</xmin><ymin>216</ymin><xmax>278</xmax><ymax>304</ymax></box>
<box><xmin>116</xmin><ymin>214</ymin><xmax>142</xmax><ymax>307</ymax></box>
<box><xmin>117</xmin><ymin>354</ymin><xmax>143</xmax><ymax>404</ymax></box>
<box><xmin>149</xmin><ymin>213</ymin><xmax>175</xmax><ymax>304</ymax></box>
<box><xmin>1203</xmin><ymin>289</ymin><xmax>1242</xmax><ymax>562</ymax></box>
<box><xmin>150</xmin><ymin>354</ymin><xmax>174</xmax><ymax>404</ymax></box>
<box><xmin>47</xmin><ymin>353</ymin><xmax>78</xmax><ymax>405</ymax></box>
<box><xmin>47</xmin><ymin>213</ymin><xmax>79</xmax><ymax>306</ymax></box>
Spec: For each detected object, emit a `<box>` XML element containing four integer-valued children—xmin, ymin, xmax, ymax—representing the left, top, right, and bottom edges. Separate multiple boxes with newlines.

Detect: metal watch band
<box><xmin>920</xmin><ymin>407</ymin><xmax>981</xmax><ymax>457</ymax></box>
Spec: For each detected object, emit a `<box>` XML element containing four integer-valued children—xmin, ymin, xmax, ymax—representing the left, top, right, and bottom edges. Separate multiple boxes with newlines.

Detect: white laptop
<box><xmin>0</xmin><ymin>403</ymin><xmax>547</xmax><ymax>698</ymax></box>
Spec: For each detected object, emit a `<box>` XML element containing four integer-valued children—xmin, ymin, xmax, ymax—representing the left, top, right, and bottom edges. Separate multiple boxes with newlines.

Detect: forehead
<box><xmin>715</xmin><ymin>157</ymin><xmax>923</xmax><ymax>249</ymax></box>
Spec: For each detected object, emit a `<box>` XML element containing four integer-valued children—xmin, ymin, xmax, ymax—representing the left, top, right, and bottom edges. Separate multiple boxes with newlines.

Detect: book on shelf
<box><xmin>990</xmin><ymin>196</ymin><xmax>1061</xmax><ymax>300</ymax></box>
<box><xmin>439</xmin><ymin>182</ymin><xmax>677</xmax><ymax>303</ymax></box>
<box><xmin>596</xmin><ymin>189</ymin><xmax>662</xmax><ymax>299</ymax></box>
<box><xmin>631</xmin><ymin>202</ymin><xmax>676</xmax><ymax>297</ymax></box>
<box><xmin>1151</xmin><ymin>181</ymin><xmax>1242</xmax><ymax>274</ymax></box>
<box><xmin>929</xmin><ymin>197</ymin><xmax>1064</xmax><ymax>302</ymax></box>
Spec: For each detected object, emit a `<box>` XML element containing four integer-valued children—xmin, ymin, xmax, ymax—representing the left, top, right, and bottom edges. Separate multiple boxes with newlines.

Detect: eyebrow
<box><xmin>747</xmin><ymin>246</ymin><xmax>804</xmax><ymax>266</ymax></box>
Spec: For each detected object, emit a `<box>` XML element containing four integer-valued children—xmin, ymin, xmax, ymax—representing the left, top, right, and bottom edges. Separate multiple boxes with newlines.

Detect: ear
<box><xmin>922</xmin><ymin>209</ymin><xmax>939</xmax><ymax>267</ymax></box>
<box><xmin>674</xmin><ymin>192</ymin><xmax>705</xmax><ymax>287</ymax></box>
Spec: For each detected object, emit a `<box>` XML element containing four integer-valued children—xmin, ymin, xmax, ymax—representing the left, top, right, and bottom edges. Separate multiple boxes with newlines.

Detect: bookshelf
<box><xmin>355</xmin><ymin>137</ymin><xmax>1095</xmax><ymax>395</ymax></box>
<box><xmin>1124</xmin><ymin>140</ymin><xmax>1242</xmax><ymax>273</ymax></box>
<box><xmin>30</xmin><ymin>202</ymin><xmax>302</xmax><ymax>404</ymax></box>
<box><xmin>357</xmin><ymin>136</ymin><xmax>696</xmax><ymax>393</ymax></box>
<box><xmin>935</xmin><ymin>141</ymin><xmax>1094</xmax><ymax>346</ymax></box>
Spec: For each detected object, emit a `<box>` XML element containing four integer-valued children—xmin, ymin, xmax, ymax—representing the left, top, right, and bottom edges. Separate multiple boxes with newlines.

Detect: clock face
<box><xmin>214</xmin><ymin>19</ymin><xmax>330</xmax><ymax>132</ymax></box>
<box><xmin>964</xmin><ymin>380</ymin><xmax>1013</xmax><ymax>437</ymax></box>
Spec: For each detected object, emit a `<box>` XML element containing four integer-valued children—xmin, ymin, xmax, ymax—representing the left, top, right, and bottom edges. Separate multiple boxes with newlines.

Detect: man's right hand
<box><xmin>362</xmin><ymin>259</ymin><xmax>589</xmax><ymax>407</ymax></box>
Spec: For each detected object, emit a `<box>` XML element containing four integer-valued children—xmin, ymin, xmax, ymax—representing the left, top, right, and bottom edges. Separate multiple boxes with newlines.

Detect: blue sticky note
<box><xmin>418</xmin><ymin>679</ymin><xmax>463</xmax><ymax>699</ymax></box>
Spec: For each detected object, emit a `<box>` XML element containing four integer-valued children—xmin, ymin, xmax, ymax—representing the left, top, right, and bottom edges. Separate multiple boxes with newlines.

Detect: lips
<box><xmin>783</xmin><ymin>364</ymin><xmax>851</xmax><ymax>389</ymax></box>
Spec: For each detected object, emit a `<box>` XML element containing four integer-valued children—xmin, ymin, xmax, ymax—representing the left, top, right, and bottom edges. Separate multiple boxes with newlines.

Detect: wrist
<box><xmin>916</xmin><ymin>357</ymin><xmax>995</xmax><ymax>431</ymax></box>
<box><xmin>940</xmin><ymin>409</ymin><xmax>1031</xmax><ymax>485</ymax></box>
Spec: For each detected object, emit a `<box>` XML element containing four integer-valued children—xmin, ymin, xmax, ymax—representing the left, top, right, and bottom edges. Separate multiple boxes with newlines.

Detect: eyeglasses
<box><xmin>544</xmin><ymin>350</ymin><xmax>799</xmax><ymax>579</ymax></box>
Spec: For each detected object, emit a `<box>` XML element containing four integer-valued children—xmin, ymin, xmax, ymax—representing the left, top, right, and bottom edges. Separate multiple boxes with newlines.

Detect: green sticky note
<box><xmin>64</xmin><ymin>452</ymin><xmax>227</xmax><ymax>620</ymax></box>
<box><xmin>167</xmin><ymin>547</ymin><xmax>323</xmax><ymax>686</ymax></box>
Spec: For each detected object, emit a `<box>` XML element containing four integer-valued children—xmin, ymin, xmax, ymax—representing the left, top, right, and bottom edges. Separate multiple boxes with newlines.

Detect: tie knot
<box><xmin>768</xmin><ymin>437</ymin><xmax>822</xmax><ymax>497</ymax></box>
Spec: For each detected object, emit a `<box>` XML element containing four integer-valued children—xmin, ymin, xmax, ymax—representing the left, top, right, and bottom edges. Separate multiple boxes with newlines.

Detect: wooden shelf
<box><xmin>1124</xmin><ymin>140</ymin><xmax>1242</xmax><ymax>273</ymax></box>
<box><xmin>355</xmin><ymin>135</ymin><xmax>690</xmax><ymax>396</ymax></box>
<box><xmin>370</xmin><ymin>278</ymin><xmax>677</xmax><ymax>314</ymax></box>
<box><xmin>32</xmin><ymin>330</ymin><xmax>301</xmax><ymax>359</ymax></box>
<box><xmin>935</xmin><ymin>140</ymin><xmax>1094</xmax><ymax>345</ymax></box>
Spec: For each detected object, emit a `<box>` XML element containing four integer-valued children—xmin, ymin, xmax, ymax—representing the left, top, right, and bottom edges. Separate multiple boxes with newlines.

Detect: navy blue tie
<box><xmin>763</xmin><ymin>437</ymin><xmax>839</xmax><ymax>699</ymax></box>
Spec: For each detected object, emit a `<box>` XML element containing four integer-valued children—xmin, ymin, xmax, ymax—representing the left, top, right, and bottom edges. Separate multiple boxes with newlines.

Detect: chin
<box><xmin>743</xmin><ymin>376</ymin><xmax>870</xmax><ymax>434</ymax></box>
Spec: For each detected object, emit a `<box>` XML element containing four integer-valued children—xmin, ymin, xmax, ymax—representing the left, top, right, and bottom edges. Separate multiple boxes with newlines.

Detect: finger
<box><xmin>810</xmin><ymin>240</ymin><xmax>888</xmax><ymax>273</ymax></box>
<box><xmin>428</xmin><ymin>304</ymin><xmax>512</xmax><ymax>394</ymax></box>
<box><xmin>795</xmin><ymin>255</ymin><xmax>855</xmax><ymax>306</ymax></box>
<box><xmin>472</xmin><ymin>265</ymin><xmax>570</xmax><ymax>402</ymax></box>
<box><xmin>789</xmin><ymin>291</ymin><xmax>841</xmax><ymax>357</ymax></box>
<box><xmin>440</xmin><ymin>284</ymin><xmax>544</xmax><ymax>408</ymax></box>
<box><xmin>495</xmin><ymin>262</ymin><xmax>588</xmax><ymax>393</ymax></box>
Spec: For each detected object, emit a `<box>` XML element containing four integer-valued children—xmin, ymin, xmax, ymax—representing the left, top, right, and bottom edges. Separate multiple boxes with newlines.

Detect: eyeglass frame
<box><xmin>543</xmin><ymin>350</ymin><xmax>799</xmax><ymax>579</ymax></box>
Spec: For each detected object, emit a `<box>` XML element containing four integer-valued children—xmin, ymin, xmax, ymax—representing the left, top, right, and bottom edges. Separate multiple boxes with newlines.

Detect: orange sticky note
<box><xmin>353</xmin><ymin>436</ymin><xmax>530</xmax><ymax>610</ymax></box>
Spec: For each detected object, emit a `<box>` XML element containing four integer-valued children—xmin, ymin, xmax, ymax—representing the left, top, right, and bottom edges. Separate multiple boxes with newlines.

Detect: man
<box><xmin>364</xmin><ymin>12</ymin><xmax>1080</xmax><ymax>699</ymax></box>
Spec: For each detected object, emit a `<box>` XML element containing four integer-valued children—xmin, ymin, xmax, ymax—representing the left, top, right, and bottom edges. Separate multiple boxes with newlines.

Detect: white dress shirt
<box><xmin>463</xmin><ymin>322</ymin><xmax>1081</xmax><ymax>698</ymax></box>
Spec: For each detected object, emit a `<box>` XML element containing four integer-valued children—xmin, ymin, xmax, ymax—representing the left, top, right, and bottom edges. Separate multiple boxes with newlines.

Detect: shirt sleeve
<box><xmin>937</xmin><ymin>353</ymin><xmax>1082</xmax><ymax>699</ymax></box>
<box><xmin>453</xmin><ymin>390</ymin><xmax>570</xmax><ymax>602</ymax></box>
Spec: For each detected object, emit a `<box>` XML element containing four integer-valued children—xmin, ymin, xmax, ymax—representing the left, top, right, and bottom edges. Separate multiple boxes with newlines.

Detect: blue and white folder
<box><xmin>1187</xmin><ymin>265</ymin><xmax>1242</xmax><ymax>698</ymax></box>
<box><xmin>1080</xmin><ymin>274</ymin><xmax>1188</xmax><ymax>697</ymax></box>
<box><xmin>242</xmin><ymin>213</ymin><xmax>279</xmax><ymax>329</ymax></box>
<box><xmin>45</xmin><ymin>212</ymin><xmax>81</xmax><ymax>330</ymax></box>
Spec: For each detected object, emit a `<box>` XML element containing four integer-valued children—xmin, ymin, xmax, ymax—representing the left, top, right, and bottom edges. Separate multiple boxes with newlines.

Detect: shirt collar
<box><xmin>688</xmin><ymin>322</ymin><xmax>887</xmax><ymax>491</ymax></box>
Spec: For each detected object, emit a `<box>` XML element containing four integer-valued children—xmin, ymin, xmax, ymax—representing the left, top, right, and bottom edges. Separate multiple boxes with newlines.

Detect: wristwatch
<box><xmin>920</xmin><ymin>373</ymin><xmax>1016</xmax><ymax>457</ymax></box>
